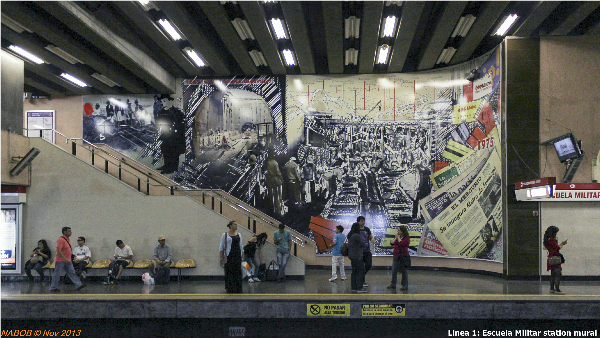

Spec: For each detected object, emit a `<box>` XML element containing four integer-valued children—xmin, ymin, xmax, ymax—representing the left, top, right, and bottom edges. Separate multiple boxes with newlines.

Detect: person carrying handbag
<box><xmin>388</xmin><ymin>226</ymin><xmax>410</xmax><ymax>291</ymax></box>
<box><xmin>543</xmin><ymin>226</ymin><xmax>568</xmax><ymax>294</ymax></box>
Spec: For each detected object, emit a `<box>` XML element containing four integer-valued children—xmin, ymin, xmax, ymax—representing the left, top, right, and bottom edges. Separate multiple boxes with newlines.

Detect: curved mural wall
<box><xmin>83</xmin><ymin>47</ymin><xmax>502</xmax><ymax>262</ymax></box>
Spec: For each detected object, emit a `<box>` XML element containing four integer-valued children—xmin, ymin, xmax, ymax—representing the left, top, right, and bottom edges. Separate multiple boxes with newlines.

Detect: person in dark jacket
<box><xmin>543</xmin><ymin>226</ymin><xmax>568</xmax><ymax>294</ymax></box>
<box><xmin>24</xmin><ymin>239</ymin><xmax>51</xmax><ymax>282</ymax></box>
<box><xmin>348</xmin><ymin>222</ymin><xmax>367</xmax><ymax>293</ymax></box>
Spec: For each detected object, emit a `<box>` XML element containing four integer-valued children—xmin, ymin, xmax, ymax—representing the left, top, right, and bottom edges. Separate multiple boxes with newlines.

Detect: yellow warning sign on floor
<box><xmin>361</xmin><ymin>304</ymin><xmax>405</xmax><ymax>317</ymax></box>
<box><xmin>307</xmin><ymin>304</ymin><xmax>351</xmax><ymax>316</ymax></box>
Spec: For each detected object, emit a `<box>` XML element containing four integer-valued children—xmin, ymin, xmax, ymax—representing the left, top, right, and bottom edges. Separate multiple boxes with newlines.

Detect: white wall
<box><xmin>540</xmin><ymin>202</ymin><xmax>600</xmax><ymax>276</ymax></box>
<box><xmin>20</xmin><ymin>137</ymin><xmax>304</xmax><ymax>277</ymax></box>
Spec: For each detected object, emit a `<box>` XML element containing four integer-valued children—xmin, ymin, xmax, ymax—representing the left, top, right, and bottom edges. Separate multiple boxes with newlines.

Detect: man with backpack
<box><xmin>149</xmin><ymin>235</ymin><xmax>172</xmax><ymax>284</ymax></box>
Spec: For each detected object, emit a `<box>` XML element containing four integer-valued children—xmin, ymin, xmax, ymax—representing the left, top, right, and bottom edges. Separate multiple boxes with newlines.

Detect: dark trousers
<box><xmin>363</xmin><ymin>251</ymin><xmax>372</xmax><ymax>275</ymax></box>
<box><xmin>390</xmin><ymin>256</ymin><xmax>408</xmax><ymax>288</ymax></box>
<box><xmin>73</xmin><ymin>261</ymin><xmax>88</xmax><ymax>276</ymax></box>
<box><xmin>350</xmin><ymin>258</ymin><xmax>365</xmax><ymax>291</ymax></box>
<box><xmin>25</xmin><ymin>260</ymin><xmax>45</xmax><ymax>279</ymax></box>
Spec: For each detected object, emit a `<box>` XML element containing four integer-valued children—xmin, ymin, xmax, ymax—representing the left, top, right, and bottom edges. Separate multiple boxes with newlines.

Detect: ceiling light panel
<box><xmin>158</xmin><ymin>19</ymin><xmax>182</xmax><ymax>41</ymax></box>
<box><xmin>91</xmin><ymin>73</ymin><xmax>119</xmax><ymax>87</ymax></box>
<box><xmin>436</xmin><ymin>47</ymin><xmax>457</xmax><ymax>65</ymax></box>
<box><xmin>451</xmin><ymin>14</ymin><xmax>477</xmax><ymax>38</ymax></box>
<box><xmin>8</xmin><ymin>45</ymin><xmax>44</xmax><ymax>64</ymax></box>
<box><xmin>231</xmin><ymin>18</ymin><xmax>255</xmax><ymax>40</ymax></box>
<box><xmin>282</xmin><ymin>49</ymin><xmax>296</xmax><ymax>66</ymax></box>
<box><xmin>184</xmin><ymin>48</ymin><xmax>206</xmax><ymax>67</ymax></box>
<box><xmin>45</xmin><ymin>45</ymin><xmax>83</xmax><ymax>64</ymax></box>
<box><xmin>377</xmin><ymin>45</ymin><xmax>391</xmax><ymax>64</ymax></box>
<box><xmin>345</xmin><ymin>16</ymin><xmax>360</xmax><ymax>39</ymax></box>
<box><xmin>495</xmin><ymin>14</ymin><xmax>518</xmax><ymax>36</ymax></box>
<box><xmin>249</xmin><ymin>50</ymin><xmax>268</xmax><ymax>67</ymax></box>
<box><xmin>381</xmin><ymin>16</ymin><xmax>398</xmax><ymax>38</ymax></box>
<box><xmin>270</xmin><ymin>18</ymin><xmax>288</xmax><ymax>39</ymax></box>
<box><xmin>345</xmin><ymin>48</ymin><xmax>358</xmax><ymax>66</ymax></box>
<box><xmin>61</xmin><ymin>73</ymin><xmax>87</xmax><ymax>87</ymax></box>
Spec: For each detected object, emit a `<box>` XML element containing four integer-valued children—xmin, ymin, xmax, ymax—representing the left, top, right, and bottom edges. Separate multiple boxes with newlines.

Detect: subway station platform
<box><xmin>2</xmin><ymin>269</ymin><xmax>599</xmax><ymax>337</ymax></box>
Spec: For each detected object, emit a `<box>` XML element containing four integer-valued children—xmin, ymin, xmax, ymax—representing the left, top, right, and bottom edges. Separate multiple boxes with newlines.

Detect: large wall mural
<box><xmin>83</xmin><ymin>48</ymin><xmax>502</xmax><ymax>262</ymax></box>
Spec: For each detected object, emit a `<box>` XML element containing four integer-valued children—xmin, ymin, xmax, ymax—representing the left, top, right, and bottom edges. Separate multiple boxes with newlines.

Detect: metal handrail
<box><xmin>26</xmin><ymin>128</ymin><xmax>312</xmax><ymax>249</ymax></box>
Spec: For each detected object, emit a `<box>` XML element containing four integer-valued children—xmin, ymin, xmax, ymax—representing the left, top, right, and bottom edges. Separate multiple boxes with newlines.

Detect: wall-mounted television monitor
<box><xmin>552</xmin><ymin>133</ymin><xmax>582</xmax><ymax>163</ymax></box>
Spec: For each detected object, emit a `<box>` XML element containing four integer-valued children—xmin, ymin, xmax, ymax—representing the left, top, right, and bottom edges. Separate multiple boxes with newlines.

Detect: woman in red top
<box><xmin>388</xmin><ymin>226</ymin><xmax>410</xmax><ymax>290</ymax></box>
<box><xmin>543</xmin><ymin>226</ymin><xmax>568</xmax><ymax>294</ymax></box>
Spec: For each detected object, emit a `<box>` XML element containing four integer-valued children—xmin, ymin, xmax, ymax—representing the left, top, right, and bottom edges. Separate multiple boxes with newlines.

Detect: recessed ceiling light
<box><xmin>495</xmin><ymin>14</ymin><xmax>518</xmax><ymax>36</ymax></box>
<box><xmin>8</xmin><ymin>45</ymin><xmax>44</xmax><ymax>64</ymax></box>
<box><xmin>158</xmin><ymin>19</ymin><xmax>182</xmax><ymax>41</ymax></box>
<box><xmin>382</xmin><ymin>16</ymin><xmax>397</xmax><ymax>38</ymax></box>
<box><xmin>184</xmin><ymin>48</ymin><xmax>205</xmax><ymax>67</ymax></box>
<box><xmin>282</xmin><ymin>49</ymin><xmax>296</xmax><ymax>66</ymax></box>
<box><xmin>377</xmin><ymin>45</ymin><xmax>390</xmax><ymax>64</ymax></box>
<box><xmin>270</xmin><ymin>18</ymin><xmax>288</xmax><ymax>39</ymax></box>
<box><xmin>345</xmin><ymin>16</ymin><xmax>360</xmax><ymax>39</ymax></box>
<box><xmin>60</xmin><ymin>73</ymin><xmax>87</xmax><ymax>87</ymax></box>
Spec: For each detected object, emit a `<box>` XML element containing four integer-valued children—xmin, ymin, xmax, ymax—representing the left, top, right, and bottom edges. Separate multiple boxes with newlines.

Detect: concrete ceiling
<box><xmin>2</xmin><ymin>1</ymin><xmax>599</xmax><ymax>97</ymax></box>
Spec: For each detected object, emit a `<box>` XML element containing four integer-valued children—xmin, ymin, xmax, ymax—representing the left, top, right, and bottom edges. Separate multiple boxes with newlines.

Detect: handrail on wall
<box><xmin>23</xmin><ymin>128</ymin><xmax>311</xmax><ymax>249</ymax></box>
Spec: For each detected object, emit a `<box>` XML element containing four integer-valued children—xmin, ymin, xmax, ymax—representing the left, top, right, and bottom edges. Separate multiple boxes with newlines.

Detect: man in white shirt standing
<box><xmin>112</xmin><ymin>240</ymin><xmax>133</xmax><ymax>283</ymax></box>
<box><xmin>72</xmin><ymin>236</ymin><xmax>91</xmax><ymax>279</ymax></box>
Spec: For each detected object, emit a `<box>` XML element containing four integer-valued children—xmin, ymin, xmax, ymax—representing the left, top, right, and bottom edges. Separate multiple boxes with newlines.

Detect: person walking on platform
<box><xmin>273</xmin><ymin>223</ymin><xmax>292</xmax><ymax>282</ymax></box>
<box><xmin>348</xmin><ymin>223</ymin><xmax>367</xmax><ymax>293</ymax></box>
<box><xmin>49</xmin><ymin>227</ymin><xmax>86</xmax><ymax>292</ymax></box>
<box><xmin>328</xmin><ymin>225</ymin><xmax>346</xmax><ymax>282</ymax></box>
<box><xmin>347</xmin><ymin>216</ymin><xmax>374</xmax><ymax>288</ymax></box>
<box><xmin>220</xmin><ymin>221</ymin><xmax>243</xmax><ymax>293</ymax></box>
<box><xmin>544</xmin><ymin>226</ymin><xmax>568</xmax><ymax>294</ymax></box>
<box><xmin>25</xmin><ymin>239</ymin><xmax>51</xmax><ymax>282</ymax></box>
<box><xmin>388</xmin><ymin>226</ymin><xmax>410</xmax><ymax>291</ymax></box>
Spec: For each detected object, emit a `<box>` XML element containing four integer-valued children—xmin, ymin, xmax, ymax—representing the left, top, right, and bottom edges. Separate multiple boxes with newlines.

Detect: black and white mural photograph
<box><xmin>82</xmin><ymin>49</ymin><xmax>503</xmax><ymax>262</ymax></box>
<box><xmin>82</xmin><ymin>94</ymin><xmax>185</xmax><ymax>174</ymax></box>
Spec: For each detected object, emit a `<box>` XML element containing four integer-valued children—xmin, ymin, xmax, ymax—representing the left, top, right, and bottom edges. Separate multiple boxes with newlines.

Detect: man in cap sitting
<box><xmin>149</xmin><ymin>235</ymin><xmax>173</xmax><ymax>279</ymax></box>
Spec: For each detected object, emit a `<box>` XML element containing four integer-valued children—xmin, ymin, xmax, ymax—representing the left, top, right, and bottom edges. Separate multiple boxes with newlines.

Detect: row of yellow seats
<box><xmin>42</xmin><ymin>259</ymin><xmax>195</xmax><ymax>269</ymax></box>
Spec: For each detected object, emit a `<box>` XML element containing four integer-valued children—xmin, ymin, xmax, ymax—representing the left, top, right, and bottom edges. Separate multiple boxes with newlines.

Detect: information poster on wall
<box><xmin>0</xmin><ymin>206</ymin><xmax>21</xmax><ymax>273</ymax></box>
<box><xmin>26</xmin><ymin>110</ymin><xmax>55</xmax><ymax>143</ymax></box>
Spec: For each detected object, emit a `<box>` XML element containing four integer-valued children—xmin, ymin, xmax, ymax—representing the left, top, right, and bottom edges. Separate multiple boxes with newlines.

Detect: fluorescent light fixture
<box><xmin>282</xmin><ymin>49</ymin><xmax>296</xmax><ymax>66</ymax></box>
<box><xmin>45</xmin><ymin>45</ymin><xmax>84</xmax><ymax>64</ymax></box>
<box><xmin>376</xmin><ymin>44</ymin><xmax>390</xmax><ymax>64</ymax></box>
<box><xmin>381</xmin><ymin>16</ymin><xmax>397</xmax><ymax>38</ymax></box>
<box><xmin>184</xmin><ymin>48</ymin><xmax>205</xmax><ymax>67</ymax></box>
<box><xmin>214</xmin><ymin>80</ymin><xmax>228</xmax><ymax>92</ymax></box>
<box><xmin>158</xmin><ymin>19</ymin><xmax>182</xmax><ymax>41</ymax></box>
<box><xmin>495</xmin><ymin>14</ymin><xmax>518</xmax><ymax>36</ymax></box>
<box><xmin>345</xmin><ymin>48</ymin><xmax>358</xmax><ymax>66</ymax></box>
<box><xmin>8</xmin><ymin>45</ymin><xmax>44</xmax><ymax>64</ymax></box>
<box><xmin>138</xmin><ymin>0</ymin><xmax>149</xmax><ymax>5</ymax></box>
<box><xmin>270</xmin><ymin>18</ymin><xmax>288</xmax><ymax>39</ymax></box>
<box><xmin>249</xmin><ymin>50</ymin><xmax>268</xmax><ymax>67</ymax></box>
<box><xmin>91</xmin><ymin>73</ymin><xmax>118</xmax><ymax>87</ymax></box>
<box><xmin>385</xmin><ymin>1</ymin><xmax>403</xmax><ymax>6</ymax></box>
<box><xmin>527</xmin><ymin>186</ymin><xmax>552</xmax><ymax>198</ymax></box>
<box><xmin>231</xmin><ymin>18</ymin><xmax>255</xmax><ymax>40</ymax></box>
<box><xmin>60</xmin><ymin>73</ymin><xmax>87</xmax><ymax>87</ymax></box>
<box><xmin>1</xmin><ymin>14</ymin><xmax>33</xmax><ymax>33</ymax></box>
<box><xmin>435</xmin><ymin>47</ymin><xmax>457</xmax><ymax>64</ymax></box>
<box><xmin>451</xmin><ymin>14</ymin><xmax>476</xmax><ymax>38</ymax></box>
<box><xmin>345</xmin><ymin>16</ymin><xmax>360</xmax><ymax>39</ymax></box>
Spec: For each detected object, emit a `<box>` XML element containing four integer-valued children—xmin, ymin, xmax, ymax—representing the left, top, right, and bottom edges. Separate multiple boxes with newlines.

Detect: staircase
<box><xmin>47</xmin><ymin>130</ymin><xmax>327</xmax><ymax>265</ymax></box>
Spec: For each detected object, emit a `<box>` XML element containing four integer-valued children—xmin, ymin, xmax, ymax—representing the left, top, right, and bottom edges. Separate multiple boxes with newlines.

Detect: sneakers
<box><xmin>252</xmin><ymin>277</ymin><xmax>261</xmax><ymax>282</ymax></box>
<box><xmin>554</xmin><ymin>289</ymin><xmax>565</xmax><ymax>294</ymax></box>
<box><xmin>248</xmin><ymin>278</ymin><xmax>255</xmax><ymax>283</ymax></box>
<box><xmin>341</xmin><ymin>277</ymin><xmax>347</xmax><ymax>281</ymax></box>
<box><xmin>400</xmin><ymin>286</ymin><xmax>408</xmax><ymax>291</ymax></box>
<box><xmin>329</xmin><ymin>277</ymin><xmax>337</xmax><ymax>282</ymax></box>
<box><xmin>363</xmin><ymin>283</ymin><xmax>368</xmax><ymax>288</ymax></box>
<box><xmin>387</xmin><ymin>285</ymin><xmax>396</xmax><ymax>289</ymax></box>
<box><xmin>357</xmin><ymin>289</ymin><xmax>368</xmax><ymax>293</ymax></box>
<box><xmin>76</xmin><ymin>284</ymin><xmax>87</xmax><ymax>291</ymax></box>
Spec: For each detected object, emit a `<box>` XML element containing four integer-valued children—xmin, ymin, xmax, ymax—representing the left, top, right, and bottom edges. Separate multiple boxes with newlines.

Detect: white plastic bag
<box><xmin>142</xmin><ymin>272</ymin><xmax>155</xmax><ymax>285</ymax></box>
